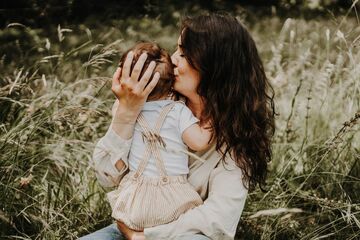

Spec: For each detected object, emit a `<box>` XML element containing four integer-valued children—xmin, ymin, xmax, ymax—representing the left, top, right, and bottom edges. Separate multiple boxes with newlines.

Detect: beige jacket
<box><xmin>93</xmin><ymin>125</ymin><xmax>248</xmax><ymax>240</ymax></box>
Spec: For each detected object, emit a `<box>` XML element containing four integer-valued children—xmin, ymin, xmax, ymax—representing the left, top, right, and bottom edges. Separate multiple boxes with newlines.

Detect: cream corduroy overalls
<box><xmin>107</xmin><ymin>102</ymin><xmax>203</xmax><ymax>231</ymax></box>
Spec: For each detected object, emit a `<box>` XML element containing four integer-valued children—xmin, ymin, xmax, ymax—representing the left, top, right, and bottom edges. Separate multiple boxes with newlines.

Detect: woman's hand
<box><xmin>111</xmin><ymin>51</ymin><xmax>160</xmax><ymax>139</ymax></box>
<box><xmin>112</xmin><ymin>51</ymin><xmax>160</xmax><ymax>120</ymax></box>
<box><xmin>116</xmin><ymin>221</ymin><xmax>145</xmax><ymax>240</ymax></box>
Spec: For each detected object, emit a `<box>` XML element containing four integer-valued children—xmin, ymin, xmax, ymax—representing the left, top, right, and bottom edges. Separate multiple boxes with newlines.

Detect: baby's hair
<box><xmin>119</xmin><ymin>42</ymin><xmax>175</xmax><ymax>101</ymax></box>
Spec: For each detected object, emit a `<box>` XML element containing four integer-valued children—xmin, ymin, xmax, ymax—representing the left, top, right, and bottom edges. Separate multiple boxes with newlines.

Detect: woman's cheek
<box><xmin>174</xmin><ymin>80</ymin><xmax>186</xmax><ymax>95</ymax></box>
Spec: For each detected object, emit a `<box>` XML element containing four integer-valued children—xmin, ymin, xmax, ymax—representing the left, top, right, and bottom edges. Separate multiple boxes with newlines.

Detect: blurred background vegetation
<box><xmin>0</xmin><ymin>0</ymin><xmax>359</xmax><ymax>239</ymax></box>
<box><xmin>0</xmin><ymin>0</ymin><xmax>359</xmax><ymax>27</ymax></box>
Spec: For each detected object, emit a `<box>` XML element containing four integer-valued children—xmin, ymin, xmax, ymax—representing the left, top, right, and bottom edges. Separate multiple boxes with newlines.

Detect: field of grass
<box><xmin>0</xmin><ymin>11</ymin><xmax>359</xmax><ymax>240</ymax></box>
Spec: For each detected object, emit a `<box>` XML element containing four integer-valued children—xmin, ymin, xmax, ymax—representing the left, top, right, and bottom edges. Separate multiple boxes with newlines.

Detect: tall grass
<box><xmin>237</xmin><ymin>15</ymin><xmax>360</xmax><ymax>239</ymax></box>
<box><xmin>0</xmin><ymin>13</ymin><xmax>359</xmax><ymax>239</ymax></box>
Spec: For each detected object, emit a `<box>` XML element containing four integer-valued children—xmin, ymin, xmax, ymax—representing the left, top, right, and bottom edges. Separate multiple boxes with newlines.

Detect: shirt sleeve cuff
<box><xmin>103</xmin><ymin>126</ymin><xmax>132</xmax><ymax>170</ymax></box>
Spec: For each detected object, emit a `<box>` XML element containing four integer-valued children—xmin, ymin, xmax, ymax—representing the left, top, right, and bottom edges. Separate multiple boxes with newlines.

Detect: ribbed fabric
<box><xmin>107</xmin><ymin>102</ymin><xmax>203</xmax><ymax>231</ymax></box>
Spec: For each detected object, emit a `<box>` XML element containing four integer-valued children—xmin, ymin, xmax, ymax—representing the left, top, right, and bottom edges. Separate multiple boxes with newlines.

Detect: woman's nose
<box><xmin>171</xmin><ymin>53</ymin><xmax>177</xmax><ymax>66</ymax></box>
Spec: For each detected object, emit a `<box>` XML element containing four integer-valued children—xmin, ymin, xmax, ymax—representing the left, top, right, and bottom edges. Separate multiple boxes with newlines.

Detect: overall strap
<box><xmin>153</xmin><ymin>102</ymin><xmax>176</xmax><ymax>134</ymax></box>
<box><xmin>134</xmin><ymin>116</ymin><xmax>156</xmax><ymax>178</ymax></box>
<box><xmin>134</xmin><ymin>102</ymin><xmax>176</xmax><ymax>178</ymax></box>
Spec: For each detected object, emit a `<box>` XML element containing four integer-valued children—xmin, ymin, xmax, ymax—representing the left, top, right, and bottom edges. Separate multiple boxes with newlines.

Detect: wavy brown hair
<box><xmin>180</xmin><ymin>13</ymin><xmax>276</xmax><ymax>191</ymax></box>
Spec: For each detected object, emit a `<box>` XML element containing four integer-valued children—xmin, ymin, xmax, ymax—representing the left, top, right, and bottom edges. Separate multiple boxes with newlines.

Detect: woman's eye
<box><xmin>180</xmin><ymin>54</ymin><xmax>185</xmax><ymax>57</ymax></box>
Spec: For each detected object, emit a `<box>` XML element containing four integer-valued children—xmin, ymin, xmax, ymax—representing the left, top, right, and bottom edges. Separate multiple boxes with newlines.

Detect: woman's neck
<box><xmin>186</xmin><ymin>95</ymin><xmax>204</xmax><ymax>119</ymax></box>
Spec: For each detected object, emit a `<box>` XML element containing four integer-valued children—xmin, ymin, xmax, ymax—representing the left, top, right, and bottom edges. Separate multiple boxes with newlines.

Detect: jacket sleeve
<box><xmin>92</xmin><ymin>125</ymin><xmax>132</xmax><ymax>188</ymax></box>
<box><xmin>144</xmin><ymin>163</ymin><xmax>248</xmax><ymax>240</ymax></box>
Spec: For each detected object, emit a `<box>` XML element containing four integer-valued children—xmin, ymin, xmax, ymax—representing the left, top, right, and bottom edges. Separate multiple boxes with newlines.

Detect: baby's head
<box><xmin>119</xmin><ymin>42</ymin><xmax>174</xmax><ymax>101</ymax></box>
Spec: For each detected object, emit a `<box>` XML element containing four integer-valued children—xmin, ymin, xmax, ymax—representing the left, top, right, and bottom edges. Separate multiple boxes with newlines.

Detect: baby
<box><xmin>107</xmin><ymin>42</ymin><xmax>212</xmax><ymax>231</ymax></box>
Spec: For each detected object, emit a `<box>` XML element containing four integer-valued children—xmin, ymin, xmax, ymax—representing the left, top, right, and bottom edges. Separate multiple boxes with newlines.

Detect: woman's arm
<box><xmin>111</xmin><ymin>52</ymin><xmax>159</xmax><ymax>139</ymax></box>
<box><xmin>92</xmin><ymin>51</ymin><xmax>160</xmax><ymax>187</ymax></box>
<box><xmin>92</xmin><ymin>119</ymin><xmax>133</xmax><ymax>188</ymax></box>
<box><xmin>144</xmin><ymin>161</ymin><xmax>248</xmax><ymax>240</ymax></box>
<box><xmin>92</xmin><ymin>100</ymin><xmax>133</xmax><ymax>188</ymax></box>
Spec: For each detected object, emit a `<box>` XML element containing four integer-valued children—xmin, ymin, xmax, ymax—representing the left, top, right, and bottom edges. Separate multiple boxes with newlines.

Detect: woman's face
<box><xmin>171</xmin><ymin>36</ymin><xmax>201</xmax><ymax>99</ymax></box>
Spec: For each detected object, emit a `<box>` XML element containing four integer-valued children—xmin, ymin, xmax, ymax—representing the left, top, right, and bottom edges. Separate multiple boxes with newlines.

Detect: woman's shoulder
<box><xmin>210</xmin><ymin>156</ymin><xmax>247</xmax><ymax>191</ymax></box>
<box><xmin>206</xmin><ymin>148</ymin><xmax>244</xmax><ymax>180</ymax></box>
<box><xmin>200</xmin><ymin>145</ymin><xmax>241</xmax><ymax>170</ymax></box>
<box><xmin>189</xmin><ymin>146</ymin><xmax>247</xmax><ymax>197</ymax></box>
<box><xmin>214</xmin><ymin>155</ymin><xmax>243</xmax><ymax>174</ymax></box>
<box><xmin>192</xmin><ymin>145</ymin><xmax>243</xmax><ymax>176</ymax></box>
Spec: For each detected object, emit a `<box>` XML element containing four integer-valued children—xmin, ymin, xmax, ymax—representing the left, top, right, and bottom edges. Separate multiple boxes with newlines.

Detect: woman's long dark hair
<box><xmin>180</xmin><ymin>13</ymin><xmax>276</xmax><ymax>191</ymax></box>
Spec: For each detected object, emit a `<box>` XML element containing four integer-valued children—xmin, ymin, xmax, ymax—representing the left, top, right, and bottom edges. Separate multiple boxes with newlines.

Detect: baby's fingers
<box><xmin>131</xmin><ymin>52</ymin><xmax>148</xmax><ymax>82</ymax></box>
<box><xmin>111</xmin><ymin>67</ymin><xmax>122</xmax><ymax>94</ymax></box>
<box><xmin>122</xmin><ymin>51</ymin><xmax>134</xmax><ymax>79</ymax></box>
<box><xmin>143</xmin><ymin>72</ymin><xmax>160</xmax><ymax>96</ymax></box>
<box><xmin>138</xmin><ymin>61</ymin><xmax>156</xmax><ymax>91</ymax></box>
<box><xmin>112</xmin><ymin>67</ymin><xmax>121</xmax><ymax>85</ymax></box>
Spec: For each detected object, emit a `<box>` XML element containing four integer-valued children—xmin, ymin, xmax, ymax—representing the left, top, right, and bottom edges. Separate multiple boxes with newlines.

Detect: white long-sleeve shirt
<box><xmin>92</xmin><ymin>118</ymin><xmax>248</xmax><ymax>240</ymax></box>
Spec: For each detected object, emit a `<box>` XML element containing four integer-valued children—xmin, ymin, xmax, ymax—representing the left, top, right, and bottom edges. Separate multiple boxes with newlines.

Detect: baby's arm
<box><xmin>182</xmin><ymin>122</ymin><xmax>212</xmax><ymax>151</ymax></box>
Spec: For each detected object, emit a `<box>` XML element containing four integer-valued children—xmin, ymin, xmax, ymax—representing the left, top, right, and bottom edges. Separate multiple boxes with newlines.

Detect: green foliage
<box><xmin>0</xmin><ymin>12</ymin><xmax>359</xmax><ymax>240</ymax></box>
<box><xmin>1</xmin><ymin>1</ymin><xmax>358</xmax><ymax>28</ymax></box>
<box><xmin>235</xmin><ymin>14</ymin><xmax>360</xmax><ymax>240</ymax></box>
<box><xmin>278</xmin><ymin>0</ymin><xmax>355</xmax><ymax>10</ymax></box>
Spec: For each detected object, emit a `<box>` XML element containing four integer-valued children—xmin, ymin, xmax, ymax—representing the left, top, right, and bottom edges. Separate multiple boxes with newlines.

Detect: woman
<box><xmin>81</xmin><ymin>13</ymin><xmax>275</xmax><ymax>240</ymax></box>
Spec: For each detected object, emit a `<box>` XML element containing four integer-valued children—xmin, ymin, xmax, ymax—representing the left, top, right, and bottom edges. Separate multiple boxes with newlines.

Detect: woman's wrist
<box><xmin>111</xmin><ymin>123</ymin><xmax>135</xmax><ymax>140</ymax></box>
<box><xmin>114</xmin><ymin>101</ymin><xmax>142</xmax><ymax>123</ymax></box>
<box><xmin>111</xmin><ymin>105</ymin><xmax>140</xmax><ymax>139</ymax></box>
